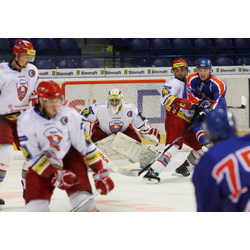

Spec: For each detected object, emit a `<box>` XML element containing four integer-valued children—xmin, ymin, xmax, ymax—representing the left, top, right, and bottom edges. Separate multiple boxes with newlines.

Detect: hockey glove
<box><xmin>199</xmin><ymin>100</ymin><xmax>211</xmax><ymax>109</ymax></box>
<box><xmin>51</xmin><ymin>170</ymin><xmax>77</xmax><ymax>190</ymax></box>
<box><xmin>139</xmin><ymin>122</ymin><xmax>161</xmax><ymax>146</ymax></box>
<box><xmin>165</xmin><ymin>96</ymin><xmax>192</xmax><ymax>115</ymax></box>
<box><xmin>93</xmin><ymin>169</ymin><xmax>114</xmax><ymax>195</ymax></box>
<box><xmin>197</xmin><ymin>108</ymin><xmax>211</xmax><ymax>122</ymax></box>
<box><xmin>174</xmin><ymin>97</ymin><xmax>192</xmax><ymax>109</ymax></box>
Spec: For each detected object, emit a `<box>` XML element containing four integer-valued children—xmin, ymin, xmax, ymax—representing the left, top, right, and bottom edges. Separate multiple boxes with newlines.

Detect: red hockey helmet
<box><xmin>13</xmin><ymin>39</ymin><xmax>36</xmax><ymax>62</ymax></box>
<box><xmin>172</xmin><ymin>58</ymin><xmax>188</xmax><ymax>70</ymax></box>
<box><xmin>37</xmin><ymin>81</ymin><xmax>63</xmax><ymax>99</ymax></box>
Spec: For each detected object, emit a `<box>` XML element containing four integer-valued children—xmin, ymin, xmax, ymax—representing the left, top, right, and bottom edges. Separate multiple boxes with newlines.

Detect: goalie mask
<box><xmin>108</xmin><ymin>88</ymin><xmax>123</xmax><ymax>114</ymax></box>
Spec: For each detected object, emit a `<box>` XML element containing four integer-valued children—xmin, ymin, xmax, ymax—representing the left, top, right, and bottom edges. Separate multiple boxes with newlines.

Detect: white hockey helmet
<box><xmin>107</xmin><ymin>88</ymin><xmax>123</xmax><ymax>114</ymax></box>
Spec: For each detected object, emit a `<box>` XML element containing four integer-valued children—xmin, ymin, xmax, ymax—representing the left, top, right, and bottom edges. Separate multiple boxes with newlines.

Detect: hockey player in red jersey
<box><xmin>17</xmin><ymin>81</ymin><xmax>114</xmax><ymax>212</ymax></box>
<box><xmin>192</xmin><ymin>109</ymin><xmax>250</xmax><ymax>212</ymax></box>
<box><xmin>0</xmin><ymin>39</ymin><xmax>39</xmax><ymax>209</ymax></box>
<box><xmin>143</xmin><ymin>59</ymin><xmax>209</xmax><ymax>183</ymax></box>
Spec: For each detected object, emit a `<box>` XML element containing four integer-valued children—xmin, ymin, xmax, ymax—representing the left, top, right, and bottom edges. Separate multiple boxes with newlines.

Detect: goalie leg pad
<box><xmin>95</xmin><ymin>134</ymin><xmax>124</xmax><ymax>160</ymax></box>
<box><xmin>111</xmin><ymin>132</ymin><xmax>158</xmax><ymax>168</ymax></box>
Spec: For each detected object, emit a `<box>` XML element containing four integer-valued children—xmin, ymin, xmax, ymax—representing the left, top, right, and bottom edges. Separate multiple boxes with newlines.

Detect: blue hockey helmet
<box><xmin>203</xmin><ymin>108</ymin><xmax>237</xmax><ymax>143</ymax></box>
<box><xmin>196</xmin><ymin>58</ymin><xmax>212</xmax><ymax>69</ymax></box>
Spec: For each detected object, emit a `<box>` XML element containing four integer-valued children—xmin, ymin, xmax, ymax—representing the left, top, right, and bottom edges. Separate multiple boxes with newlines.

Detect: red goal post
<box><xmin>62</xmin><ymin>79</ymin><xmax>167</xmax><ymax>136</ymax></box>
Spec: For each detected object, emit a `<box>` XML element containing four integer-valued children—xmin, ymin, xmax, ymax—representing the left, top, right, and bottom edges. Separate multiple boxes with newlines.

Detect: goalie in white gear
<box><xmin>80</xmin><ymin>88</ymin><xmax>161</xmax><ymax>166</ymax></box>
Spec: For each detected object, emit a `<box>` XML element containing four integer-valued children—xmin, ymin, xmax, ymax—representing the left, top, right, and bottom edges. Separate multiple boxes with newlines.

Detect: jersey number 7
<box><xmin>212</xmin><ymin>146</ymin><xmax>250</xmax><ymax>203</ymax></box>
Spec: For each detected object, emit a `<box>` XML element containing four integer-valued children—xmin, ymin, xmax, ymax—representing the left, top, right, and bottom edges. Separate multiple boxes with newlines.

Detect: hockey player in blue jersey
<box><xmin>192</xmin><ymin>108</ymin><xmax>250</xmax><ymax>212</ymax></box>
<box><xmin>174</xmin><ymin>59</ymin><xmax>227</xmax><ymax>176</ymax></box>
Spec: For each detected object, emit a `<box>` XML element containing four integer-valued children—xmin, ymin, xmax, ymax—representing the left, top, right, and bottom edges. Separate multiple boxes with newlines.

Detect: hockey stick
<box><xmin>98</xmin><ymin>148</ymin><xmax>140</xmax><ymax>177</ymax></box>
<box><xmin>227</xmin><ymin>95</ymin><xmax>246</xmax><ymax>109</ymax></box>
<box><xmin>137</xmin><ymin>117</ymin><xmax>200</xmax><ymax>176</ymax></box>
<box><xmin>70</xmin><ymin>189</ymin><xmax>101</xmax><ymax>212</ymax></box>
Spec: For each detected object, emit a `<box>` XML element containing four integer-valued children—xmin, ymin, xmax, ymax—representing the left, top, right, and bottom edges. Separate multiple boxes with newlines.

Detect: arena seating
<box><xmin>81</xmin><ymin>58</ymin><xmax>100</xmax><ymax>68</ymax></box>
<box><xmin>3</xmin><ymin>38</ymin><xmax>250</xmax><ymax>68</ymax></box>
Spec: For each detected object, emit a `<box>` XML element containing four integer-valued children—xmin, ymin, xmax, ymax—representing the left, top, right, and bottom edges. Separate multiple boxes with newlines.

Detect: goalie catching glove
<box><xmin>93</xmin><ymin>169</ymin><xmax>114</xmax><ymax>195</ymax></box>
<box><xmin>139</xmin><ymin>122</ymin><xmax>161</xmax><ymax>146</ymax></box>
<box><xmin>51</xmin><ymin>169</ymin><xmax>77</xmax><ymax>190</ymax></box>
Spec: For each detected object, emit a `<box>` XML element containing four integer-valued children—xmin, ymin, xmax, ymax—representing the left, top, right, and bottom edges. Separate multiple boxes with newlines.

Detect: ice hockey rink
<box><xmin>1</xmin><ymin>147</ymin><xmax>248</xmax><ymax>250</ymax></box>
<box><xmin>1</xmin><ymin>145</ymin><xmax>196</xmax><ymax>213</ymax></box>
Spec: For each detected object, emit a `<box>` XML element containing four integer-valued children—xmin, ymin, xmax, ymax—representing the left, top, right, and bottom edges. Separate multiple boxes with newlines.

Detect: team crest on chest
<box><xmin>44</xmin><ymin>127</ymin><xmax>63</xmax><ymax>151</ymax></box>
<box><xmin>109</xmin><ymin>120</ymin><xmax>124</xmax><ymax>133</ymax></box>
<box><xmin>16</xmin><ymin>80</ymin><xmax>28</xmax><ymax>101</ymax></box>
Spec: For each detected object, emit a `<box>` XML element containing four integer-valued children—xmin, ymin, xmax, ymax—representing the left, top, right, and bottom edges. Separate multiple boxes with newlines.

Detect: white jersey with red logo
<box><xmin>17</xmin><ymin>104</ymin><xmax>100</xmax><ymax>177</ymax></box>
<box><xmin>80</xmin><ymin>101</ymin><xmax>147</xmax><ymax>134</ymax></box>
<box><xmin>0</xmin><ymin>62</ymin><xmax>39</xmax><ymax>115</ymax></box>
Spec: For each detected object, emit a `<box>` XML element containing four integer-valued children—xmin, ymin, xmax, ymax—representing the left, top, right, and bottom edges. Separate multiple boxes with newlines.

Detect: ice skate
<box><xmin>143</xmin><ymin>168</ymin><xmax>160</xmax><ymax>184</ymax></box>
<box><xmin>173</xmin><ymin>160</ymin><xmax>190</xmax><ymax>177</ymax></box>
<box><xmin>0</xmin><ymin>198</ymin><xmax>5</xmax><ymax>210</ymax></box>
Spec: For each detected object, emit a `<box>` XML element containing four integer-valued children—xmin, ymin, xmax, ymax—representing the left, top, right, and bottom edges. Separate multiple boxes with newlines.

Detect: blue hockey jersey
<box><xmin>186</xmin><ymin>73</ymin><xmax>227</xmax><ymax>109</ymax></box>
<box><xmin>192</xmin><ymin>134</ymin><xmax>250</xmax><ymax>212</ymax></box>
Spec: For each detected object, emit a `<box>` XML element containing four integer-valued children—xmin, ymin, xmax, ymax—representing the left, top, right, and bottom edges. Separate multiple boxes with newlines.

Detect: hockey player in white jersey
<box><xmin>80</xmin><ymin>88</ymin><xmax>161</xmax><ymax>167</ymax></box>
<box><xmin>0</xmin><ymin>39</ymin><xmax>39</xmax><ymax>209</ymax></box>
<box><xmin>17</xmin><ymin>80</ymin><xmax>114</xmax><ymax>212</ymax></box>
<box><xmin>143</xmin><ymin>59</ymin><xmax>207</xmax><ymax>183</ymax></box>
<box><xmin>81</xmin><ymin>88</ymin><xmax>160</xmax><ymax>146</ymax></box>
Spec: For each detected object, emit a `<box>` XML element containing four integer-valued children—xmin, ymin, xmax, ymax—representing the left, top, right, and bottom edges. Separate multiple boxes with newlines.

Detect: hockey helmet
<box><xmin>37</xmin><ymin>81</ymin><xmax>63</xmax><ymax>99</ymax></box>
<box><xmin>196</xmin><ymin>58</ymin><xmax>212</xmax><ymax>69</ymax></box>
<box><xmin>13</xmin><ymin>39</ymin><xmax>36</xmax><ymax>62</ymax></box>
<box><xmin>107</xmin><ymin>88</ymin><xmax>123</xmax><ymax>114</ymax></box>
<box><xmin>203</xmin><ymin>108</ymin><xmax>237</xmax><ymax>143</ymax></box>
<box><xmin>172</xmin><ymin>58</ymin><xmax>188</xmax><ymax>70</ymax></box>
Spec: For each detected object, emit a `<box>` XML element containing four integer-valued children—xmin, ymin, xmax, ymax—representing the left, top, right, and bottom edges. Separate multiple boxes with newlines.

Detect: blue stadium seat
<box><xmin>58</xmin><ymin>38</ymin><xmax>81</xmax><ymax>56</ymax></box>
<box><xmin>131</xmin><ymin>39</ymin><xmax>152</xmax><ymax>67</ymax></box>
<box><xmin>112</xmin><ymin>38</ymin><xmax>131</xmax><ymax>46</ymax></box>
<box><xmin>193</xmin><ymin>38</ymin><xmax>215</xmax><ymax>61</ymax></box>
<box><xmin>214</xmin><ymin>38</ymin><xmax>235</xmax><ymax>59</ymax></box>
<box><xmin>236</xmin><ymin>56</ymin><xmax>250</xmax><ymax>65</ymax></box>
<box><xmin>234</xmin><ymin>38</ymin><xmax>250</xmax><ymax>55</ymax></box>
<box><xmin>35</xmin><ymin>38</ymin><xmax>57</xmax><ymax>57</ymax></box>
<box><xmin>152</xmin><ymin>38</ymin><xmax>172</xmax><ymax>56</ymax></box>
<box><xmin>0</xmin><ymin>56</ymin><xmax>6</xmax><ymax>62</ymax></box>
<box><xmin>172</xmin><ymin>38</ymin><xmax>194</xmax><ymax>56</ymax></box>
<box><xmin>35</xmin><ymin>59</ymin><xmax>56</xmax><ymax>69</ymax></box>
<box><xmin>81</xmin><ymin>59</ymin><xmax>100</xmax><ymax>68</ymax></box>
<box><xmin>58</xmin><ymin>59</ymin><xmax>78</xmax><ymax>68</ymax></box>
<box><xmin>0</xmin><ymin>38</ymin><xmax>12</xmax><ymax>57</ymax></box>
<box><xmin>152</xmin><ymin>58</ymin><xmax>172</xmax><ymax>67</ymax></box>
<box><xmin>131</xmin><ymin>38</ymin><xmax>150</xmax><ymax>52</ymax></box>
<box><xmin>215</xmin><ymin>57</ymin><xmax>234</xmax><ymax>66</ymax></box>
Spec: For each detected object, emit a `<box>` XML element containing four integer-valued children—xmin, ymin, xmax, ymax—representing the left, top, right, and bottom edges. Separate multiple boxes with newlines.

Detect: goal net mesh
<box><xmin>62</xmin><ymin>79</ymin><xmax>166</xmax><ymax>140</ymax></box>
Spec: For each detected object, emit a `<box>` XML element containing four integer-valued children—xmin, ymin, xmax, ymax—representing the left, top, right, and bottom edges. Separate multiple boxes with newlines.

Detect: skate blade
<box><xmin>172</xmin><ymin>172</ymin><xmax>190</xmax><ymax>177</ymax></box>
<box><xmin>142</xmin><ymin>178</ymin><xmax>160</xmax><ymax>184</ymax></box>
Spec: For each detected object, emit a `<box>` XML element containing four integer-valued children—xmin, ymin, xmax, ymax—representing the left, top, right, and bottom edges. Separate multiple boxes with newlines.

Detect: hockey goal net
<box><xmin>62</xmin><ymin>79</ymin><xmax>166</xmax><ymax>137</ymax></box>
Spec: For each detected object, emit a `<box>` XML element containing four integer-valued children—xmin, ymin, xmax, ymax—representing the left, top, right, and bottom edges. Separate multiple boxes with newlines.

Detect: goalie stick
<box><xmin>70</xmin><ymin>189</ymin><xmax>101</xmax><ymax>212</ymax></box>
<box><xmin>227</xmin><ymin>95</ymin><xmax>246</xmax><ymax>109</ymax></box>
<box><xmin>98</xmin><ymin>148</ymin><xmax>140</xmax><ymax>177</ymax></box>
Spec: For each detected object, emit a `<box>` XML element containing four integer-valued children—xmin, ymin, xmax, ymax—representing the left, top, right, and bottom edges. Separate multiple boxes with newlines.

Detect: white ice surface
<box><xmin>0</xmin><ymin>146</ymin><xmax>197</xmax><ymax>212</ymax></box>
